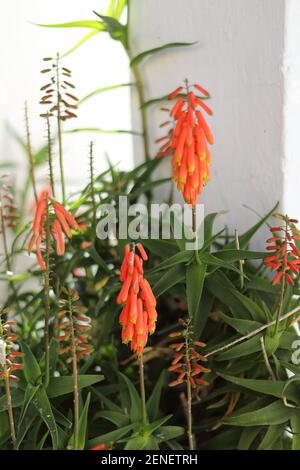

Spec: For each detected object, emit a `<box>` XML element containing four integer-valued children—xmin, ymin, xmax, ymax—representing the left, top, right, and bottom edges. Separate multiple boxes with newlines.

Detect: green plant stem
<box><xmin>3</xmin><ymin>365</ymin><xmax>16</xmax><ymax>449</ymax></box>
<box><xmin>43</xmin><ymin>206</ymin><xmax>51</xmax><ymax>387</ymax></box>
<box><xmin>24</xmin><ymin>101</ymin><xmax>38</xmax><ymax>202</ymax></box>
<box><xmin>275</xmin><ymin>217</ymin><xmax>288</xmax><ymax>335</ymax></box>
<box><xmin>184</xmin><ymin>324</ymin><xmax>194</xmax><ymax>450</ymax></box>
<box><xmin>89</xmin><ymin>141</ymin><xmax>97</xmax><ymax>231</ymax></box>
<box><xmin>68</xmin><ymin>294</ymin><xmax>79</xmax><ymax>450</ymax></box>
<box><xmin>138</xmin><ymin>353</ymin><xmax>147</xmax><ymax>428</ymax></box>
<box><xmin>234</xmin><ymin>229</ymin><xmax>244</xmax><ymax>290</ymax></box>
<box><xmin>46</xmin><ymin>113</ymin><xmax>56</xmax><ymax>197</ymax></box>
<box><xmin>125</xmin><ymin>43</ymin><xmax>149</xmax><ymax>163</ymax></box>
<box><xmin>56</xmin><ymin>53</ymin><xmax>66</xmax><ymax>203</ymax></box>
<box><xmin>275</xmin><ymin>273</ymin><xmax>285</xmax><ymax>335</ymax></box>
<box><xmin>186</xmin><ymin>379</ymin><xmax>194</xmax><ymax>450</ymax></box>
<box><xmin>0</xmin><ymin>198</ymin><xmax>11</xmax><ymax>273</ymax></box>
<box><xmin>192</xmin><ymin>204</ymin><xmax>201</xmax><ymax>264</ymax></box>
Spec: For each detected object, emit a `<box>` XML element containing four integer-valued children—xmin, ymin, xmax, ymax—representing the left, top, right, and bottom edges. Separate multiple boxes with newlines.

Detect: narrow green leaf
<box><xmin>21</xmin><ymin>342</ymin><xmax>42</xmax><ymax>386</ymax></box>
<box><xmin>257</xmin><ymin>424</ymin><xmax>283</xmax><ymax>450</ymax></box>
<box><xmin>186</xmin><ymin>261</ymin><xmax>206</xmax><ymax>321</ymax></box>
<box><xmin>153</xmin><ymin>264</ymin><xmax>185</xmax><ymax>297</ymax></box>
<box><xmin>63</xmin><ymin>29</ymin><xmax>100</xmax><ymax>57</ymax></box>
<box><xmin>238</xmin><ymin>427</ymin><xmax>261</xmax><ymax>450</ymax></box>
<box><xmin>35</xmin><ymin>20</ymin><xmax>104</xmax><ymax>29</ymax></box>
<box><xmin>118</xmin><ymin>373</ymin><xmax>141</xmax><ymax>422</ymax></box>
<box><xmin>94</xmin><ymin>410</ymin><xmax>129</xmax><ymax>427</ymax></box>
<box><xmin>130</xmin><ymin>42</ymin><xmax>197</xmax><ymax>67</ymax></box>
<box><xmin>149</xmin><ymin>250</ymin><xmax>193</xmax><ymax>274</ymax></box>
<box><xmin>224</xmin><ymin>400</ymin><xmax>293</xmax><ymax>426</ymax></box>
<box><xmin>216</xmin><ymin>335</ymin><xmax>261</xmax><ymax>361</ymax></box>
<box><xmin>69</xmin><ymin>393</ymin><xmax>91</xmax><ymax>450</ymax></box>
<box><xmin>32</xmin><ymin>387</ymin><xmax>59</xmax><ymax>449</ymax></box>
<box><xmin>88</xmin><ymin>423</ymin><xmax>136</xmax><ymax>447</ymax></box>
<box><xmin>47</xmin><ymin>375</ymin><xmax>104</xmax><ymax>398</ymax></box>
<box><xmin>65</xmin><ymin>127</ymin><xmax>142</xmax><ymax>136</ymax></box>
<box><xmin>154</xmin><ymin>426</ymin><xmax>184</xmax><ymax>443</ymax></box>
<box><xmin>79</xmin><ymin>83</ymin><xmax>134</xmax><ymax>105</ymax></box>
<box><xmin>146</xmin><ymin>370</ymin><xmax>166</xmax><ymax>421</ymax></box>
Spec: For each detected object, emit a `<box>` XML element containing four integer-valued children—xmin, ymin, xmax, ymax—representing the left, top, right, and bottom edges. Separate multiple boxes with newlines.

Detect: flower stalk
<box><xmin>24</xmin><ymin>101</ymin><xmax>38</xmax><ymax>203</ymax></box>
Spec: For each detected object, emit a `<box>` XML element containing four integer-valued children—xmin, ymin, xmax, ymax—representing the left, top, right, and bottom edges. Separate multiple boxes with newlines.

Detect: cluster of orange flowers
<box><xmin>157</xmin><ymin>81</ymin><xmax>214</xmax><ymax>205</ymax></box>
<box><xmin>117</xmin><ymin>243</ymin><xmax>157</xmax><ymax>356</ymax></box>
<box><xmin>0</xmin><ymin>318</ymin><xmax>23</xmax><ymax>382</ymax></box>
<box><xmin>54</xmin><ymin>289</ymin><xmax>93</xmax><ymax>362</ymax></box>
<box><xmin>265</xmin><ymin>214</ymin><xmax>300</xmax><ymax>286</ymax></box>
<box><xmin>28</xmin><ymin>190</ymin><xmax>79</xmax><ymax>270</ymax></box>
<box><xmin>168</xmin><ymin>319</ymin><xmax>208</xmax><ymax>387</ymax></box>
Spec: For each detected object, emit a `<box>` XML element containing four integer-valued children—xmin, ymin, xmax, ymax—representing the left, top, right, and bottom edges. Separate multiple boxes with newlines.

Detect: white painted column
<box><xmin>129</xmin><ymin>0</ymin><xmax>299</xmax><ymax>246</ymax></box>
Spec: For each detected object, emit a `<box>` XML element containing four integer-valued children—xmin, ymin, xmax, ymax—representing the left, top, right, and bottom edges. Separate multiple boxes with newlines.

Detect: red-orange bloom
<box><xmin>264</xmin><ymin>214</ymin><xmax>300</xmax><ymax>286</ymax></box>
<box><xmin>157</xmin><ymin>81</ymin><xmax>214</xmax><ymax>205</ymax></box>
<box><xmin>168</xmin><ymin>320</ymin><xmax>209</xmax><ymax>388</ymax></box>
<box><xmin>117</xmin><ymin>243</ymin><xmax>157</xmax><ymax>356</ymax></box>
<box><xmin>28</xmin><ymin>190</ymin><xmax>79</xmax><ymax>270</ymax></box>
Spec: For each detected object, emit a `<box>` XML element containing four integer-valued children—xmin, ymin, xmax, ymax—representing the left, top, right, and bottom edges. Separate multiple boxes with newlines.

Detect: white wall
<box><xmin>0</xmin><ymin>0</ymin><xmax>133</xmax><ymax>198</ymax></box>
<box><xmin>129</xmin><ymin>0</ymin><xmax>288</xmax><ymax>245</ymax></box>
<box><xmin>283</xmin><ymin>0</ymin><xmax>300</xmax><ymax>219</ymax></box>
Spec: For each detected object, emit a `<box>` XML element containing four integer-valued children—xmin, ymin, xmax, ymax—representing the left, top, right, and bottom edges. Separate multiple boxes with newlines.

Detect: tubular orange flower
<box><xmin>27</xmin><ymin>190</ymin><xmax>79</xmax><ymax>269</ymax></box>
<box><xmin>264</xmin><ymin>214</ymin><xmax>300</xmax><ymax>286</ymax></box>
<box><xmin>117</xmin><ymin>243</ymin><xmax>157</xmax><ymax>356</ymax></box>
<box><xmin>157</xmin><ymin>80</ymin><xmax>214</xmax><ymax>205</ymax></box>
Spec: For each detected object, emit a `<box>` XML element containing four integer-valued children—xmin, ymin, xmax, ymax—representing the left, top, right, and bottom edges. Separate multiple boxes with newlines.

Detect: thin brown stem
<box><xmin>138</xmin><ymin>354</ymin><xmax>147</xmax><ymax>428</ymax></box>
<box><xmin>235</xmin><ymin>229</ymin><xmax>244</xmax><ymax>290</ymax></box>
<box><xmin>275</xmin><ymin>271</ymin><xmax>286</xmax><ymax>335</ymax></box>
<box><xmin>184</xmin><ymin>323</ymin><xmax>194</xmax><ymax>450</ymax></box>
<box><xmin>24</xmin><ymin>101</ymin><xmax>38</xmax><ymax>202</ymax></box>
<box><xmin>72</xmin><ymin>351</ymin><xmax>79</xmax><ymax>449</ymax></box>
<box><xmin>0</xmin><ymin>198</ymin><xmax>11</xmax><ymax>272</ymax></box>
<box><xmin>68</xmin><ymin>293</ymin><xmax>79</xmax><ymax>450</ymax></box>
<box><xmin>274</xmin><ymin>217</ymin><xmax>288</xmax><ymax>335</ymax></box>
<box><xmin>186</xmin><ymin>379</ymin><xmax>194</xmax><ymax>450</ymax></box>
<box><xmin>89</xmin><ymin>142</ymin><xmax>97</xmax><ymax>231</ymax></box>
<box><xmin>56</xmin><ymin>53</ymin><xmax>65</xmax><ymax>203</ymax></box>
<box><xmin>3</xmin><ymin>364</ymin><xmax>16</xmax><ymax>448</ymax></box>
<box><xmin>43</xmin><ymin>205</ymin><xmax>51</xmax><ymax>387</ymax></box>
<box><xmin>206</xmin><ymin>304</ymin><xmax>300</xmax><ymax>358</ymax></box>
